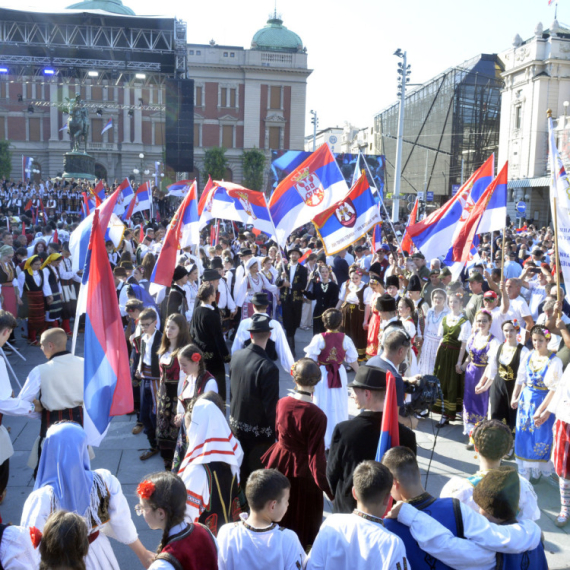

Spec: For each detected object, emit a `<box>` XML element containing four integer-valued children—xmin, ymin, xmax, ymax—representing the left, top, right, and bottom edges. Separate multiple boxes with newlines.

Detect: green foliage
<box><xmin>0</xmin><ymin>141</ymin><xmax>12</xmax><ymax>179</ymax></box>
<box><xmin>161</xmin><ymin>176</ymin><xmax>173</xmax><ymax>193</ymax></box>
<box><xmin>241</xmin><ymin>148</ymin><xmax>266</xmax><ymax>191</ymax></box>
<box><xmin>203</xmin><ymin>147</ymin><xmax>228</xmax><ymax>181</ymax></box>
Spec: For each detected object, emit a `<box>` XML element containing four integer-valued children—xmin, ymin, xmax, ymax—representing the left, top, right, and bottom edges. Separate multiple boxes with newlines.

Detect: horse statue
<box><xmin>62</xmin><ymin>93</ymin><xmax>89</xmax><ymax>154</ymax></box>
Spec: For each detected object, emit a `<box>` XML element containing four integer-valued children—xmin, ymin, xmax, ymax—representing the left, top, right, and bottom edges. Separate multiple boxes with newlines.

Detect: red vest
<box><xmin>157</xmin><ymin>523</ymin><xmax>217</xmax><ymax>570</ymax></box>
<box><xmin>318</xmin><ymin>332</ymin><xmax>346</xmax><ymax>389</ymax></box>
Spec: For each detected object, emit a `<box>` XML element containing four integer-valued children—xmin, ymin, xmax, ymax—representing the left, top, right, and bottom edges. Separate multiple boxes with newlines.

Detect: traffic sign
<box><xmin>406</xmin><ymin>194</ymin><xmax>416</xmax><ymax>203</ymax></box>
<box><xmin>426</xmin><ymin>191</ymin><xmax>434</xmax><ymax>202</ymax></box>
<box><xmin>417</xmin><ymin>191</ymin><xmax>425</xmax><ymax>201</ymax></box>
<box><xmin>451</xmin><ymin>184</ymin><xmax>460</xmax><ymax>196</ymax></box>
<box><xmin>516</xmin><ymin>201</ymin><xmax>526</xmax><ymax>215</ymax></box>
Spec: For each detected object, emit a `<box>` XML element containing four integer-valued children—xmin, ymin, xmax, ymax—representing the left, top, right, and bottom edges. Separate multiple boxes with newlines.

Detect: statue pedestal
<box><xmin>62</xmin><ymin>152</ymin><xmax>96</xmax><ymax>180</ymax></box>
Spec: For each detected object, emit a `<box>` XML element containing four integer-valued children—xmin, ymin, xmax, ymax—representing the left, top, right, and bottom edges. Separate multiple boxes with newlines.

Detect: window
<box><xmin>196</xmin><ymin>50</ymin><xmax>202</xmax><ymax>55</ymax></box>
<box><xmin>189</xmin><ymin>50</ymin><xmax>194</xmax><ymax>55</ymax></box>
<box><xmin>29</xmin><ymin>117</ymin><xmax>41</xmax><ymax>141</ymax></box>
<box><xmin>0</xmin><ymin>117</ymin><xmax>4</xmax><ymax>140</ymax></box>
<box><xmin>230</xmin><ymin>52</ymin><xmax>235</xmax><ymax>58</ymax></box>
<box><xmin>91</xmin><ymin>86</ymin><xmax>102</xmax><ymax>101</ymax></box>
<box><xmin>269</xmin><ymin>86</ymin><xmax>281</xmax><ymax>110</ymax></box>
<box><xmin>195</xmin><ymin>86</ymin><xmax>202</xmax><ymax>107</ymax></box>
<box><xmin>91</xmin><ymin>118</ymin><xmax>102</xmax><ymax>143</ymax></box>
<box><xmin>223</xmin><ymin>52</ymin><xmax>228</xmax><ymax>57</ymax></box>
<box><xmin>269</xmin><ymin>126</ymin><xmax>280</xmax><ymax>150</ymax></box>
<box><xmin>230</xmin><ymin>88</ymin><xmax>236</xmax><ymax>108</ymax></box>
<box><xmin>155</xmin><ymin>122</ymin><xmax>165</xmax><ymax>146</ymax></box>
<box><xmin>221</xmin><ymin>88</ymin><xmax>227</xmax><ymax>107</ymax></box>
<box><xmin>194</xmin><ymin>123</ymin><xmax>200</xmax><ymax>147</ymax></box>
<box><xmin>222</xmin><ymin>125</ymin><xmax>233</xmax><ymax>148</ymax></box>
<box><xmin>221</xmin><ymin>88</ymin><xmax>236</xmax><ymax>108</ymax></box>
<box><xmin>515</xmin><ymin>106</ymin><xmax>522</xmax><ymax>130</ymax></box>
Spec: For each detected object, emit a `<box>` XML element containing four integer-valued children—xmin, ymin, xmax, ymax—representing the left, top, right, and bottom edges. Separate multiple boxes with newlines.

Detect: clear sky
<box><xmin>1</xmin><ymin>0</ymin><xmax>568</xmax><ymax>135</ymax></box>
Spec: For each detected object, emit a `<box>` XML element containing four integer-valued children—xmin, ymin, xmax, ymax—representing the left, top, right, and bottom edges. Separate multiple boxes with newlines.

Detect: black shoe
<box><xmin>436</xmin><ymin>418</ymin><xmax>449</xmax><ymax>428</ymax></box>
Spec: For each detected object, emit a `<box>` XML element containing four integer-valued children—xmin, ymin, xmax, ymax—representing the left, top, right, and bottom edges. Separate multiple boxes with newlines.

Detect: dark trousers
<box><xmin>0</xmin><ymin>458</ymin><xmax>9</xmax><ymax>495</ymax></box>
<box><xmin>281</xmin><ymin>299</ymin><xmax>303</xmax><ymax>337</ymax></box>
<box><xmin>140</xmin><ymin>379</ymin><xmax>157</xmax><ymax>449</ymax></box>
<box><xmin>207</xmin><ymin>358</ymin><xmax>227</xmax><ymax>404</ymax></box>
<box><xmin>239</xmin><ymin>438</ymin><xmax>273</xmax><ymax>488</ymax></box>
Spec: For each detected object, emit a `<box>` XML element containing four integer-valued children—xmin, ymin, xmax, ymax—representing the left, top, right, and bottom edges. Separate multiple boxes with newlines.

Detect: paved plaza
<box><xmin>1</xmin><ymin>327</ymin><xmax>568</xmax><ymax>569</ymax></box>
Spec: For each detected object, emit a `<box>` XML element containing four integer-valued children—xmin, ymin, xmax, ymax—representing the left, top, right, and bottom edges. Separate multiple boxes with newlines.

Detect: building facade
<box><xmin>498</xmin><ymin>20</ymin><xmax>570</xmax><ymax>225</ymax></box>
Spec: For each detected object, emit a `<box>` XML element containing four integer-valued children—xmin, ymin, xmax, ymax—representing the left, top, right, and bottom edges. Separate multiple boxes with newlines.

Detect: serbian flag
<box><xmin>150</xmin><ymin>181</ymin><xmax>199</xmax><ymax>299</ymax></box>
<box><xmin>299</xmin><ymin>249</ymin><xmax>312</xmax><ymax>265</ymax></box>
<box><xmin>52</xmin><ymin>230</ymin><xmax>59</xmax><ymax>244</ymax></box>
<box><xmin>516</xmin><ymin>225</ymin><xmax>528</xmax><ymax>234</ymax></box>
<box><xmin>198</xmin><ymin>175</ymin><xmax>215</xmax><ymax>215</ymax></box>
<box><xmin>372</xmin><ymin>223</ymin><xmax>382</xmax><ymax>253</ymax></box>
<box><xmin>167</xmin><ymin>179</ymin><xmax>194</xmax><ymax>197</ymax></box>
<box><xmin>313</xmin><ymin>173</ymin><xmax>381</xmax><ymax>256</ymax></box>
<box><xmin>401</xmin><ymin>198</ymin><xmax>418</xmax><ymax>254</ymax></box>
<box><xmin>269</xmin><ymin>143</ymin><xmax>348</xmax><ymax>246</ymax></box>
<box><xmin>101</xmin><ymin>118</ymin><xmax>113</xmax><ymax>135</ymax></box>
<box><xmin>82</xmin><ymin>209</ymin><xmax>133</xmax><ymax>446</ymax></box>
<box><xmin>86</xmin><ymin>181</ymin><xmax>106</xmax><ymax>213</ymax></box>
<box><xmin>22</xmin><ymin>155</ymin><xmax>34</xmax><ymax>181</ymax></box>
<box><xmin>450</xmin><ymin>162</ymin><xmax>508</xmax><ymax>262</ymax></box>
<box><xmin>123</xmin><ymin>181</ymin><xmax>151</xmax><ymax>221</ymax></box>
<box><xmin>112</xmin><ymin>179</ymin><xmax>134</xmax><ymax>217</ymax></box>
<box><xmin>407</xmin><ymin>155</ymin><xmax>494</xmax><ymax>259</ymax></box>
<box><xmin>24</xmin><ymin>199</ymin><xmax>32</xmax><ymax>211</ymax></box>
<box><xmin>210</xmin><ymin>221</ymin><xmax>218</xmax><ymax>246</ymax></box>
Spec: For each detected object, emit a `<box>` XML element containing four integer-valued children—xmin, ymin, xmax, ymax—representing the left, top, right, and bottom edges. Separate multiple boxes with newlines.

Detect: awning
<box><xmin>507</xmin><ymin>176</ymin><xmax>550</xmax><ymax>189</ymax></box>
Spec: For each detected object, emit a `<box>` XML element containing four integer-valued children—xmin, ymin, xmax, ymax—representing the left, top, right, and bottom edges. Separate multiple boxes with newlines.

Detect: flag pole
<box><xmin>553</xmin><ymin>196</ymin><xmax>562</xmax><ymax>316</ymax></box>
<box><xmin>500</xmin><ymin>228</ymin><xmax>506</xmax><ymax>284</ymax></box>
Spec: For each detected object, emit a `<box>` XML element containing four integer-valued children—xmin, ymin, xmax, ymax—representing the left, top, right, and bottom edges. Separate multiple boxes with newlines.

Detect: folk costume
<box><xmin>365</xmin><ymin>289</ymin><xmax>383</xmax><ymax>358</ymax></box>
<box><xmin>261</xmin><ymin>395</ymin><xmax>332</xmax><ymax>549</ymax></box>
<box><xmin>21</xmin><ymin>424</ymin><xmax>140</xmax><ymax>570</ymax></box>
<box><xmin>338</xmin><ymin>280</ymin><xmax>372</xmax><ymax>361</ymax></box>
<box><xmin>304</xmin><ymin>331</ymin><xmax>358</xmax><ymax>449</ymax></box>
<box><xmin>234</xmin><ymin>258</ymin><xmax>279</xmax><ymax>322</ymax></box>
<box><xmin>418</xmin><ymin>290</ymin><xmax>449</xmax><ymax>376</ymax></box>
<box><xmin>0</xmin><ymin>251</ymin><xmax>18</xmax><ymax>318</ymax></box>
<box><xmin>41</xmin><ymin>254</ymin><xmax>66</xmax><ymax>329</ymax></box>
<box><xmin>0</xmin><ymin>524</ymin><xmax>39</xmax><ymax>569</ymax></box>
<box><xmin>18</xmin><ymin>255</ymin><xmax>46</xmax><ymax>344</ymax></box>
<box><xmin>303</xmin><ymin>275</ymin><xmax>340</xmax><ymax>335</ymax></box>
<box><xmin>514</xmin><ymin>350</ymin><xmax>563</xmax><ymax>479</ymax></box>
<box><xmin>178</xmin><ymin>399</ymin><xmax>244</xmax><ymax>536</ymax></box>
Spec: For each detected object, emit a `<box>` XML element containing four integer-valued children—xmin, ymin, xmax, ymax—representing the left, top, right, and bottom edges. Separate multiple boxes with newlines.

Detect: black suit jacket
<box><xmin>278</xmin><ymin>263</ymin><xmax>308</xmax><ymax>303</ymax></box>
<box><xmin>327</xmin><ymin>411</ymin><xmax>417</xmax><ymax>514</ymax></box>
<box><xmin>139</xmin><ymin>330</ymin><xmax>163</xmax><ymax>378</ymax></box>
<box><xmin>229</xmin><ymin>344</ymin><xmax>279</xmax><ymax>443</ymax></box>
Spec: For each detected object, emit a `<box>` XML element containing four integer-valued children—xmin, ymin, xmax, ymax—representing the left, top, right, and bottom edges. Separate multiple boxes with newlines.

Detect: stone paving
<box><xmin>1</xmin><ymin>327</ymin><xmax>568</xmax><ymax>569</ymax></box>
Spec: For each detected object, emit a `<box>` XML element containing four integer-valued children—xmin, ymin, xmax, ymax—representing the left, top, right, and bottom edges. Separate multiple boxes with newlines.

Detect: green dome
<box><xmin>66</xmin><ymin>0</ymin><xmax>135</xmax><ymax>15</ymax></box>
<box><xmin>251</xmin><ymin>16</ymin><xmax>304</xmax><ymax>53</ymax></box>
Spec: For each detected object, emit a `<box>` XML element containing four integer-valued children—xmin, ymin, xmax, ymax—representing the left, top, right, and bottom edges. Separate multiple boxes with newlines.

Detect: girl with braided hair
<box><xmin>512</xmin><ymin>325</ymin><xmax>563</xmax><ymax>482</ymax></box>
<box><xmin>136</xmin><ymin>471</ymin><xmax>217</xmax><ymax>569</ymax></box>
<box><xmin>440</xmin><ymin>419</ymin><xmax>539</xmax><ymax>521</ymax></box>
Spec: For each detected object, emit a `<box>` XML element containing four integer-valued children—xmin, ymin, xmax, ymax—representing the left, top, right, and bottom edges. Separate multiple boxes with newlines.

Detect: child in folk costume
<box><xmin>41</xmin><ymin>253</ymin><xmax>70</xmax><ymax>333</ymax></box>
<box><xmin>21</xmin><ymin>423</ymin><xmax>153</xmax><ymax>570</ymax></box>
<box><xmin>460</xmin><ymin>309</ymin><xmax>501</xmax><ymax>446</ymax></box>
<box><xmin>136</xmin><ymin>471</ymin><xmax>218</xmax><ymax>570</ymax></box>
<box><xmin>365</xmin><ymin>277</ymin><xmax>384</xmax><ymax>358</ymax></box>
<box><xmin>18</xmin><ymin>255</ymin><xmax>46</xmax><ymax>345</ymax></box>
<box><xmin>156</xmin><ymin>314</ymin><xmax>190</xmax><ymax>471</ymax></box>
<box><xmin>547</xmin><ymin>334</ymin><xmax>570</xmax><ymax>527</ymax></box>
<box><xmin>178</xmin><ymin>394</ymin><xmax>245</xmax><ymax>536</ymax></box>
<box><xmin>512</xmin><ymin>325</ymin><xmax>563</xmax><ymax>482</ymax></box>
<box><xmin>46</xmin><ymin>193</ymin><xmax>57</xmax><ymax>217</ymax></box>
<box><xmin>336</xmin><ymin>266</ymin><xmax>372</xmax><ymax>361</ymax></box>
<box><xmin>433</xmin><ymin>292</ymin><xmax>471</xmax><ymax>427</ymax></box>
<box><xmin>304</xmin><ymin>308</ymin><xmax>359</xmax><ymax>449</ymax></box>
<box><xmin>0</xmin><ymin>246</ymin><xmax>21</xmax><ymax>319</ymax></box>
<box><xmin>418</xmin><ymin>288</ymin><xmax>449</xmax><ymax>376</ymax></box>
<box><xmin>217</xmin><ymin>469</ymin><xmax>306</xmax><ymax>570</ymax></box>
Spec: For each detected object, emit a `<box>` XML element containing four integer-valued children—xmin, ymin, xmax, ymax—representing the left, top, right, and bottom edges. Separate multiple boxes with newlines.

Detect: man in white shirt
<box><xmin>503</xmin><ymin>279</ymin><xmax>534</xmax><ymax>340</ymax></box>
<box><xmin>519</xmin><ymin>264</ymin><xmax>550</xmax><ymax>321</ymax></box>
<box><xmin>307</xmin><ymin>460</ymin><xmax>408</xmax><ymax>570</ymax></box>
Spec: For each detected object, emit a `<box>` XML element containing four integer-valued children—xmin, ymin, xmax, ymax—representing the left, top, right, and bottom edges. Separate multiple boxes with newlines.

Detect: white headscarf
<box><xmin>178</xmin><ymin>399</ymin><xmax>244</xmax><ymax>482</ymax></box>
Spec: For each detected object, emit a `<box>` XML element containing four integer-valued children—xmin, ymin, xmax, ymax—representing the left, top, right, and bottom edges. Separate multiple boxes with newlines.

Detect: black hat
<box><xmin>210</xmin><ymin>257</ymin><xmax>223</xmax><ymax>269</ymax></box>
<box><xmin>355</xmin><ymin>245</ymin><xmax>364</xmax><ymax>253</ymax></box>
<box><xmin>252</xmin><ymin>292</ymin><xmax>269</xmax><ymax>306</ymax></box>
<box><xmin>385</xmin><ymin>275</ymin><xmax>399</xmax><ymax>289</ymax></box>
<box><xmin>202</xmin><ymin>269</ymin><xmax>220</xmax><ymax>282</ymax></box>
<box><xmin>246</xmin><ymin>314</ymin><xmax>273</xmax><ymax>333</ymax></box>
<box><xmin>407</xmin><ymin>274</ymin><xmax>422</xmax><ymax>292</ymax></box>
<box><xmin>288</xmin><ymin>246</ymin><xmax>302</xmax><ymax>256</ymax></box>
<box><xmin>172</xmin><ymin>265</ymin><xmax>188</xmax><ymax>282</ymax></box>
<box><xmin>348</xmin><ymin>365</ymin><xmax>386</xmax><ymax>390</ymax></box>
<box><xmin>317</xmin><ymin>252</ymin><xmax>327</xmax><ymax>263</ymax></box>
<box><xmin>376</xmin><ymin>293</ymin><xmax>397</xmax><ymax>312</ymax></box>
<box><xmin>239</xmin><ymin>248</ymin><xmax>253</xmax><ymax>257</ymax></box>
<box><xmin>472</xmin><ymin>467</ymin><xmax>520</xmax><ymax>522</ymax></box>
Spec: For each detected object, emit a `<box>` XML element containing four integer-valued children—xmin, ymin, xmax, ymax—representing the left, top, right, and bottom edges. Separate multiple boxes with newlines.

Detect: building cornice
<box><xmin>188</xmin><ymin>63</ymin><xmax>312</xmax><ymax>76</ymax></box>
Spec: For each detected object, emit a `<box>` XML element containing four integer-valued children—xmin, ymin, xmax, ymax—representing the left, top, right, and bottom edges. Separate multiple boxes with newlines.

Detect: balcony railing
<box><xmin>88</xmin><ymin>142</ymin><xmax>118</xmax><ymax>152</ymax></box>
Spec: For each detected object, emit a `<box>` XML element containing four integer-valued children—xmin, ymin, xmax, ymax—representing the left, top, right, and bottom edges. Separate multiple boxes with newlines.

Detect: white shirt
<box><xmin>0</xmin><ymin>525</ymin><xmax>40</xmax><ymax>570</ymax></box>
<box><xmin>142</xmin><ymin>330</ymin><xmax>157</xmax><ymax>367</ymax></box>
<box><xmin>395</xmin><ymin>502</ymin><xmax>542</xmax><ymax>570</ymax></box>
<box><xmin>548</xmin><ymin>362</ymin><xmax>570</xmax><ymax>424</ymax></box>
<box><xmin>502</xmin><ymin>295</ymin><xmax>532</xmax><ymax>331</ymax></box>
<box><xmin>526</xmin><ymin>280</ymin><xmax>547</xmax><ymax>321</ymax></box>
<box><xmin>437</xmin><ymin>314</ymin><xmax>472</xmax><ymax>342</ymax></box>
<box><xmin>307</xmin><ymin>512</ymin><xmax>408</xmax><ymax>570</ymax></box>
<box><xmin>288</xmin><ymin>262</ymin><xmax>298</xmax><ymax>287</ymax></box>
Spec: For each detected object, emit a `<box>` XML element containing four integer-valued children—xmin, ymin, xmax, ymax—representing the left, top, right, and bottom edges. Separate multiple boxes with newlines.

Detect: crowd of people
<box><xmin>0</xmin><ymin>175</ymin><xmax>566</xmax><ymax>568</ymax></box>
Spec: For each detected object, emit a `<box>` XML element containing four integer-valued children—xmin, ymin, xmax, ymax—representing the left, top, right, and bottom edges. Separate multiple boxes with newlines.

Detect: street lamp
<box><xmin>137</xmin><ymin>153</ymin><xmax>146</xmax><ymax>185</ymax></box>
<box><xmin>310</xmin><ymin>110</ymin><xmax>318</xmax><ymax>152</ymax></box>
<box><xmin>391</xmin><ymin>49</ymin><xmax>411</xmax><ymax>222</ymax></box>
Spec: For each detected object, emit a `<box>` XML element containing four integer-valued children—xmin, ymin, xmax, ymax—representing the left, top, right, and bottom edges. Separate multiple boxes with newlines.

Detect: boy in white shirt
<box><xmin>217</xmin><ymin>469</ymin><xmax>305</xmax><ymax>570</ymax></box>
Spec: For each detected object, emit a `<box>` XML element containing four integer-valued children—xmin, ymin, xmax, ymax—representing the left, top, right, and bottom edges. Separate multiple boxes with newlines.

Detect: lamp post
<box><xmin>310</xmin><ymin>110</ymin><xmax>318</xmax><ymax>151</ymax></box>
<box><xmin>392</xmin><ymin>49</ymin><xmax>411</xmax><ymax>222</ymax></box>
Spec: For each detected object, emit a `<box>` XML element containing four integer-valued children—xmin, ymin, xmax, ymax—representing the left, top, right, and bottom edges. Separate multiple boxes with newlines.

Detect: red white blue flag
<box><xmin>269</xmin><ymin>144</ymin><xmax>348</xmax><ymax>246</ymax></box>
<box><xmin>167</xmin><ymin>179</ymin><xmax>194</xmax><ymax>197</ymax></box>
<box><xmin>101</xmin><ymin>118</ymin><xmax>113</xmax><ymax>135</ymax></box>
<box><xmin>313</xmin><ymin>173</ymin><xmax>381</xmax><ymax>255</ymax></box>
<box><xmin>82</xmin><ymin>209</ymin><xmax>133</xmax><ymax>446</ymax></box>
<box><xmin>123</xmin><ymin>181</ymin><xmax>151</xmax><ymax>221</ymax></box>
<box><xmin>22</xmin><ymin>155</ymin><xmax>34</xmax><ymax>181</ymax></box>
<box><xmin>372</xmin><ymin>223</ymin><xmax>382</xmax><ymax>253</ymax></box>
<box><xmin>376</xmin><ymin>371</ymin><xmax>400</xmax><ymax>462</ymax></box>
<box><xmin>112</xmin><ymin>178</ymin><xmax>135</xmax><ymax>217</ymax></box>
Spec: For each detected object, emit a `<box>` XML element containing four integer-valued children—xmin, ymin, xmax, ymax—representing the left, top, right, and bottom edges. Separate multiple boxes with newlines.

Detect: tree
<box><xmin>203</xmin><ymin>147</ymin><xmax>228</xmax><ymax>181</ymax></box>
<box><xmin>241</xmin><ymin>148</ymin><xmax>266</xmax><ymax>191</ymax></box>
<box><xmin>0</xmin><ymin>141</ymin><xmax>11</xmax><ymax>179</ymax></box>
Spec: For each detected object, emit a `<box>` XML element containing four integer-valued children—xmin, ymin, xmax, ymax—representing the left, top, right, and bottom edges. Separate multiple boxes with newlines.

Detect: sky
<box><xmin>1</xmin><ymin>0</ymin><xmax>568</xmax><ymax>135</ymax></box>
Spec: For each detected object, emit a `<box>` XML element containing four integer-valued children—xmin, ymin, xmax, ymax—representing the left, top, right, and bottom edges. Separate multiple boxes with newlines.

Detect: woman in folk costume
<box><xmin>182</xmin><ymin>264</ymin><xmax>199</xmax><ymax>324</ymax></box>
<box><xmin>365</xmin><ymin>276</ymin><xmax>384</xmax><ymax>358</ymax></box>
<box><xmin>260</xmin><ymin>256</ymin><xmax>279</xmax><ymax>319</ymax></box>
<box><xmin>178</xmin><ymin>394</ymin><xmax>245</xmax><ymax>537</ymax></box>
<box><xmin>304</xmin><ymin>308</ymin><xmax>359</xmax><ymax>449</ymax></box>
<box><xmin>0</xmin><ymin>245</ymin><xmax>22</xmax><ymax>321</ymax></box>
<box><xmin>433</xmin><ymin>292</ymin><xmax>471</xmax><ymax>427</ymax></box>
<box><xmin>189</xmin><ymin>282</ymin><xmax>230</xmax><ymax>402</ymax></box>
<box><xmin>21</xmin><ymin>423</ymin><xmax>154</xmax><ymax>570</ymax></box>
<box><xmin>460</xmin><ymin>309</ymin><xmax>501</xmax><ymax>447</ymax></box>
<box><xmin>58</xmin><ymin>245</ymin><xmax>80</xmax><ymax>329</ymax></box>
<box><xmin>234</xmin><ymin>257</ymin><xmax>279</xmax><ymax>321</ymax></box>
<box><xmin>397</xmin><ymin>297</ymin><xmax>420</xmax><ymax>376</ymax></box>
<box><xmin>156</xmin><ymin>313</ymin><xmax>191</xmax><ymax>471</ymax></box>
<box><xmin>172</xmin><ymin>344</ymin><xmax>218</xmax><ymax>472</ymax></box>
<box><xmin>336</xmin><ymin>266</ymin><xmax>372</xmax><ymax>362</ymax></box>
<box><xmin>165</xmin><ymin>266</ymin><xmax>189</xmax><ymax>320</ymax></box>
<box><xmin>511</xmin><ymin>325</ymin><xmax>563</xmax><ymax>482</ymax></box>
<box><xmin>18</xmin><ymin>255</ymin><xmax>46</xmax><ymax>345</ymax></box>
<box><xmin>261</xmin><ymin>358</ymin><xmax>332</xmax><ymax>549</ymax></box>
<box><xmin>418</xmin><ymin>288</ymin><xmax>449</xmax><ymax>376</ymax></box>
<box><xmin>41</xmin><ymin>253</ymin><xmax>69</xmax><ymax>333</ymax></box>
<box><xmin>46</xmin><ymin>193</ymin><xmax>57</xmax><ymax>217</ymax></box>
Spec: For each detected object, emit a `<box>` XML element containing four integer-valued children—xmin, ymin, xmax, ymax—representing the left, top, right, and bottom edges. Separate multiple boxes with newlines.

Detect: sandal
<box><xmin>139</xmin><ymin>448</ymin><xmax>159</xmax><ymax>461</ymax></box>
